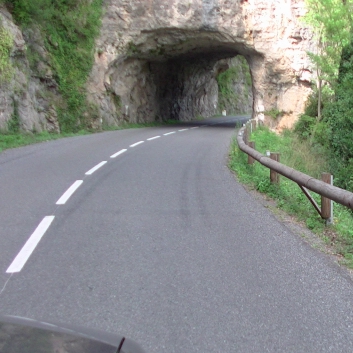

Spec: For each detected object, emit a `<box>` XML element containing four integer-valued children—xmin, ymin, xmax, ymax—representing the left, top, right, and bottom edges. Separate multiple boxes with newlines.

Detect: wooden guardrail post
<box><xmin>247</xmin><ymin>126</ymin><xmax>250</xmax><ymax>145</ymax></box>
<box><xmin>248</xmin><ymin>142</ymin><xmax>255</xmax><ymax>164</ymax></box>
<box><xmin>270</xmin><ymin>152</ymin><xmax>280</xmax><ymax>183</ymax></box>
<box><xmin>321</xmin><ymin>173</ymin><xmax>333</xmax><ymax>223</ymax></box>
<box><xmin>243</xmin><ymin>124</ymin><xmax>247</xmax><ymax>145</ymax></box>
<box><xmin>251</xmin><ymin>120</ymin><xmax>256</xmax><ymax>132</ymax></box>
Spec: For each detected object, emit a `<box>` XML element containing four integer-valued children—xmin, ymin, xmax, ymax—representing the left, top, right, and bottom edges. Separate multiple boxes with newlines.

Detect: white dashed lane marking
<box><xmin>6</xmin><ymin>216</ymin><xmax>55</xmax><ymax>273</ymax></box>
<box><xmin>147</xmin><ymin>136</ymin><xmax>161</xmax><ymax>141</ymax></box>
<box><xmin>85</xmin><ymin>161</ymin><xmax>107</xmax><ymax>175</ymax></box>
<box><xmin>110</xmin><ymin>149</ymin><xmax>127</xmax><ymax>158</ymax></box>
<box><xmin>56</xmin><ymin>180</ymin><xmax>83</xmax><ymax>205</ymax></box>
<box><xmin>5</xmin><ymin>124</ymin><xmax>209</xmax><ymax>274</ymax></box>
<box><xmin>130</xmin><ymin>141</ymin><xmax>144</xmax><ymax>147</ymax></box>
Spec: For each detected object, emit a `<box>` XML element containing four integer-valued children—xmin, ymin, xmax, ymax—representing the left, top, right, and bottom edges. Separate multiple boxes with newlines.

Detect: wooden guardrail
<box><xmin>237</xmin><ymin>122</ymin><xmax>353</xmax><ymax>220</ymax></box>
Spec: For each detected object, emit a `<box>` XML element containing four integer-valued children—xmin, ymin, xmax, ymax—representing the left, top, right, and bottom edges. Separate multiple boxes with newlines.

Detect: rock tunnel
<box><xmin>88</xmin><ymin>0</ymin><xmax>315</xmax><ymax>130</ymax></box>
<box><xmin>102</xmin><ymin>32</ymin><xmax>257</xmax><ymax>123</ymax></box>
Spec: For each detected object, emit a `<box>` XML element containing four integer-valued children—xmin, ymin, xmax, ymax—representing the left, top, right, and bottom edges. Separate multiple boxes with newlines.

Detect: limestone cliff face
<box><xmin>89</xmin><ymin>0</ymin><xmax>315</xmax><ymax>129</ymax></box>
<box><xmin>0</xmin><ymin>8</ymin><xmax>60</xmax><ymax>133</ymax></box>
<box><xmin>0</xmin><ymin>0</ymin><xmax>315</xmax><ymax>133</ymax></box>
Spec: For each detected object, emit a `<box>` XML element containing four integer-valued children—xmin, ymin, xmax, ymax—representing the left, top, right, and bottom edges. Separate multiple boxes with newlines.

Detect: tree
<box><xmin>303</xmin><ymin>0</ymin><xmax>353</xmax><ymax>119</ymax></box>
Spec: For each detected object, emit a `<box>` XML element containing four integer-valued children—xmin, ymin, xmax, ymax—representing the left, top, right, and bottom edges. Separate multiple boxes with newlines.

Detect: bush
<box><xmin>321</xmin><ymin>37</ymin><xmax>353</xmax><ymax>191</ymax></box>
<box><xmin>294</xmin><ymin>114</ymin><xmax>316</xmax><ymax>140</ymax></box>
<box><xmin>325</xmin><ymin>99</ymin><xmax>353</xmax><ymax>160</ymax></box>
<box><xmin>311</xmin><ymin>121</ymin><xmax>330</xmax><ymax>147</ymax></box>
<box><xmin>304</xmin><ymin>91</ymin><xmax>320</xmax><ymax>118</ymax></box>
<box><xmin>329</xmin><ymin>157</ymin><xmax>353</xmax><ymax>192</ymax></box>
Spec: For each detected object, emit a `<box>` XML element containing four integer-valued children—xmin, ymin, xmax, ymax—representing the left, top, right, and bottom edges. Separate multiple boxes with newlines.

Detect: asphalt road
<box><xmin>1</xmin><ymin>116</ymin><xmax>353</xmax><ymax>352</ymax></box>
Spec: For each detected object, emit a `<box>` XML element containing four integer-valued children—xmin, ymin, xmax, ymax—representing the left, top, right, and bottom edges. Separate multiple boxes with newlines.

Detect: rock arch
<box><xmin>88</xmin><ymin>0</ymin><xmax>314</xmax><ymax>129</ymax></box>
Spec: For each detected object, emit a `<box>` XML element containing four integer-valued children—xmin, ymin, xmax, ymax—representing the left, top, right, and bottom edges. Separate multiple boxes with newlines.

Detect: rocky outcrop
<box><xmin>88</xmin><ymin>0</ymin><xmax>315</xmax><ymax>129</ymax></box>
<box><xmin>0</xmin><ymin>8</ymin><xmax>60</xmax><ymax>133</ymax></box>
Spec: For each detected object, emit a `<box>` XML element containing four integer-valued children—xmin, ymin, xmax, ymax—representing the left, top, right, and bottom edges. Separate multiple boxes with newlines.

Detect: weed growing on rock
<box><xmin>263</xmin><ymin>108</ymin><xmax>284</xmax><ymax>120</ymax></box>
<box><xmin>0</xmin><ymin>22</ymin><xmax>13</xmax><ymax>83</ymax></box>
<box><xmin>7</xmin><ymin>98</ymin><xmax>20</xmax><ymax>132</ymax></box>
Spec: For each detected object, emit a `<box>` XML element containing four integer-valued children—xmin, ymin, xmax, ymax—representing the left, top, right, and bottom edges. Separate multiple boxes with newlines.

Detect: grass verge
<box><xmin>0</xmin><ymin>122</ymin><xmax>166</xmax><ymax>153</ymax></box>
<box><xmin>229</xmin><ymin>126</ymin><xmax>353</xmax><ymax>268</ymax></box>
<box><xmin>0</xmin><ymin>130</ymin><xmax>89</xmax><ymax>152</ymax></box>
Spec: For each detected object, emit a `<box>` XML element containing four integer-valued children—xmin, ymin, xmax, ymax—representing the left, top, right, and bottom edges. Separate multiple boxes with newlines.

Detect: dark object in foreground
<box><xmin>0</xmin><ymin>314</ymin><xmax>146</xmax><ymax>353</ymax></box>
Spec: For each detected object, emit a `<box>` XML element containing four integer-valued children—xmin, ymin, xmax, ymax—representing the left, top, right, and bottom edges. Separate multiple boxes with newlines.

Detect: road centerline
<box><xmin>6</xmin><ymin>216</ymin><xmax>55</xmax><ymax>273</ymax></box>
<box><xmin>130</xmin><ymin>141</ymin><xmax>144</xmax><ymax>147</ymax></box>
<box><xmin>56</xmin><ymin>180</ymin><xmax>83</xmax><ymax>205</ymax></box>
<box><xmin>147</xmin><ymin>136</ymin><xmax>161</xmax><ymax>141</ymax></box>
<box><xmin>163</xmin><ymin>132</ymin><xmax>176</xmax><ymax>136</ymax></box>
<box><xmin>110</xmin><ymin>149</ymin><xmax>127</xmax><ymax>158</ymax></box>
<box><xmin>85</xmin><ymin>161</ymin><xmax>107</xmax><ymax>175</ymax></box>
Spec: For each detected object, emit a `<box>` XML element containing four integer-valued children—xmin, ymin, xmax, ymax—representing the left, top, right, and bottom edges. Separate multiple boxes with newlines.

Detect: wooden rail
<box><xmin>237</xmin><ymin>126</ymin><xmax>353</xmax><ymax>211</ymax></box>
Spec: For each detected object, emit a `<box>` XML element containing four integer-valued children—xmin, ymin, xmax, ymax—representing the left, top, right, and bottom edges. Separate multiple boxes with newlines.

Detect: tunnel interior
<box><xmin>103</xmin><ymin>33</ymin><xmax>256</xmax><ymax>124</ymax></box>
<box><xmin>150</xmin><ymin>51</ymin><xmax>235</xmax><ymax>121</ymax></box>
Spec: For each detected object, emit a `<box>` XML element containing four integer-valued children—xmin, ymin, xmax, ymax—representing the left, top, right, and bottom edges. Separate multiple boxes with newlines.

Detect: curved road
<box><xmin>1</xmin><ymin>116</ymin><xmax>353</xmax><ymax>352</ymax></box>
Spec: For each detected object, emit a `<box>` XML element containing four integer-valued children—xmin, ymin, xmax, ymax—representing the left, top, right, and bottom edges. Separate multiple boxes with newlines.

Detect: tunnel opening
<box><xmin>149</xmin><ymin>52</ymin><xmax>253</xmax><ymax>122</ymax></box>
<box><xmin>102</xmin><ymin>34</ymin><xmax>257</xmax><ymax>125</ymax></box>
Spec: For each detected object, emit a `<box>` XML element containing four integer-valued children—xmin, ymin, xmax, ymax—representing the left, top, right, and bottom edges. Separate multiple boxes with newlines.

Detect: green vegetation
<box><xmin>148</xmin><ymin>45</ymin><xmax>165</xmax><ymax>57</ymax></box>
<box><xmin>294</xmin><ymin>34</ymin><xmax>353</xmax><ymax>193</ymax></box>
<box><xmin>217</xmin><ymin>67</ymin><xmax>239</xmax><ymax>100</ymax></box>
<box><xmin>303</xmin><ymin>0</ymin><xmax>353</xmax><ymax>118</ymax></box>
<box><xmin>127</xmin><ymin>41</ymin><xmax>141</xmax><ymax>56</ymax></box>
<box><xmin>216</xmin><ymin>56</ymin><xmax>252</xmax><ymax>114</ymax></box>
<box><xmin>4</xmin><ymin>0</ymin><xmax>104</xmax><ymax>132</ymax></box>
<box><xmin>7</xmin><ymin>98</ymin><xmax>20</xmax><ymax>133</ymax></box>
<box><xmin>0</xmin><ymin>22</ymin><xmax>13</xmax><ymax>83</ymax></box>
<box><xmin>0</xmin><ymin>130</ymin><xmax>88</xmax><ymax>152</ymax></box>
<box><xmin>0</xmin><ymin>121</ymin><xmax>172</xmax><ymax>152</ymax></box>
<box><xmin>231</xmin><ymin>3</ymin><xmax>353</xmax><ymax>268</ymax></box>
<box><xmin>230</xmin><ymin>126</ymin><xmax>353</xmax><ymax>267</ymax></box>
<box><xmin>292</xmin><ymin>1</ymin><xmax>353</xmax><ymax>203</ymax></box>
<box><xmin>264</xmin><ymin>108</ymin><xmax>284</xmax><ymax>120</ymax></box>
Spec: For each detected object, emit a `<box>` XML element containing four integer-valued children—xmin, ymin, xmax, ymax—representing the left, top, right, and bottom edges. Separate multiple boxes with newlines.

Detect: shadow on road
<box><xmin>165</xmin><ymin>115</ymin><xmax>251</xmax><ymax>130</ymax></box>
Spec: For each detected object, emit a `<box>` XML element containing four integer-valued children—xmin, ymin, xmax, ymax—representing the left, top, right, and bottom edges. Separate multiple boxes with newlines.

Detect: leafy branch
<box><xmin>303</xmin><ymin>0</ymin><xmax>353</xmax><ymax>119</ymax></box>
